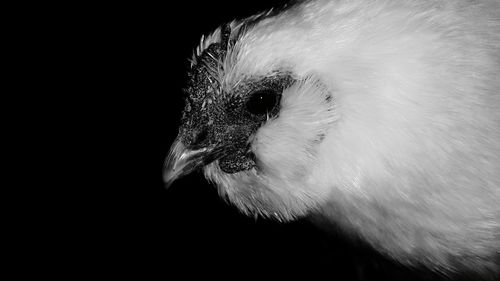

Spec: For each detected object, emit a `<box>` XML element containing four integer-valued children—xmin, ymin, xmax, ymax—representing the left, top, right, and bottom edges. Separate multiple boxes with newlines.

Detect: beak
<box><xmin>163</xmin><ymin>139</ymin><xmax>225</xmax><ymax>188</ymax></box>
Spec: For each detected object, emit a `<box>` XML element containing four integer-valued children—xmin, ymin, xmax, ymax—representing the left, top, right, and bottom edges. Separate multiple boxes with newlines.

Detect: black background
<box><xmin>87</xmin><ymin>1</ymin><xmax>481</xmax><ymax>280</ymax></box>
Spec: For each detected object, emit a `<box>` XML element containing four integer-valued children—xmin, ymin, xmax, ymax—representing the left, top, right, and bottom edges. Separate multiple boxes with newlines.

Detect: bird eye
<box><xmin>245</xmin><ymin>89</ymin><xmax>279</xmax><ymax>116</ymax></box>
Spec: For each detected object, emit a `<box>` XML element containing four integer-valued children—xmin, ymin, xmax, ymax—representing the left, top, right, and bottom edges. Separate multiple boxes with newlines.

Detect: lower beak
<box><xmin>163</xmin><ymin>140</ymin><xmax>224</xmax><ymax>188</ymax></box>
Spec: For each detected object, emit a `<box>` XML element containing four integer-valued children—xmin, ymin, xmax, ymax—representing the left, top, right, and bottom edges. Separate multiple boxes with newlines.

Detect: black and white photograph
<box><xmin>107</xmin><ymin>0</ymin><xmax>500</xmax><ymax>280</ymax></box>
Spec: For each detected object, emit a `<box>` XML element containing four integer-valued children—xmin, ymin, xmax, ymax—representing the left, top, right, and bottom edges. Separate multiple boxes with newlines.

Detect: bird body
<box><xmin>165</xmin><ymin>0</ymin><xmax>500</xmax><ymax>277</ymax></box>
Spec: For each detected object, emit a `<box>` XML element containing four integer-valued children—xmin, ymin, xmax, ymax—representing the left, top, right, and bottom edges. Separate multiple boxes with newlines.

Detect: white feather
<box><xmin>201</xmin><ymin>0</ymin><xmax>500</xmax><ymax>275</ymax></box>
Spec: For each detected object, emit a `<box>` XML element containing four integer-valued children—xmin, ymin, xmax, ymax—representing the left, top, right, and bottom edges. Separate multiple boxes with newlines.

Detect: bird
<box><xmin>164</xmin><ymin>0</ymin><xmax>500</xmax><ymax>278</ymax></box>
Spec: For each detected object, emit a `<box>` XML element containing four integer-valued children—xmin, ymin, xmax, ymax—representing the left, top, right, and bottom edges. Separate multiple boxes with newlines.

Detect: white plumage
<box><xmin>165</xmin><ymin>0</ymin><xmax>500</xmax><ymax>277</ymax></box>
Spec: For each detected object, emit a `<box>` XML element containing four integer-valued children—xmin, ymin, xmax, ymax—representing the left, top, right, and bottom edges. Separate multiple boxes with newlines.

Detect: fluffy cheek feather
<box><xmin>200</xmin><ymin>0</ymin><xmax>500</xmax><ymax>274</ymax></box>
<box><xmin>204</xmin><ymin>77</ymin><xmax>338</xmax><ymax>220</ymax></box>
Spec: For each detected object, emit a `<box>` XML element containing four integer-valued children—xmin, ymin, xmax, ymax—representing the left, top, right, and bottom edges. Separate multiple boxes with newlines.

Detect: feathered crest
<box><xmin>185</xmin><ymin>3</ymin><xmax>298</xmax><ymax>103</ymax></box>
<box><xmin>184</xmin><ymin>24</ymin><xmax>232</xmax><ymax>103</ymax></box>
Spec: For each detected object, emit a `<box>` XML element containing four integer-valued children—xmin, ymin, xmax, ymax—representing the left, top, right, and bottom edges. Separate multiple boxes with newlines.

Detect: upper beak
<box><xmin>163</xmin><ymin>139</ymin><xmax>224</xmax><ymax>188</ymax></box>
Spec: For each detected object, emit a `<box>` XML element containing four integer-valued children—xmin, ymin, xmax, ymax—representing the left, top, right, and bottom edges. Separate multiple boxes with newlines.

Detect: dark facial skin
<box><xmin>180</xmin><ymin>69</ymin><xmax>294</xmax><ymax>173</ymax></box>
<box><xmin>165</xmin><ymin>24</ymin><xmax>294</xmax><ymax>182</ymax></box>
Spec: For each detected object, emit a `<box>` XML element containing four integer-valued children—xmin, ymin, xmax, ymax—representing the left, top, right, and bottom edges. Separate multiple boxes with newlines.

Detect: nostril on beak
<box><xmin>190</xmin><ymin>127</ymin><xmax>208</xmax><ymax>147</ymax></box>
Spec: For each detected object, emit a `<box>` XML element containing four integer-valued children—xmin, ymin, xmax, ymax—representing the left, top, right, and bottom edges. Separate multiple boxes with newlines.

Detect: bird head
<box><xmin>163</xmin><ymin>1</ymin><xmax>500</xmax><ymax>276</ymax></box>
<box><xmin>164</xmin><ymin>14</ymin><xmax>339</xmax><ymax>221</ymax></box>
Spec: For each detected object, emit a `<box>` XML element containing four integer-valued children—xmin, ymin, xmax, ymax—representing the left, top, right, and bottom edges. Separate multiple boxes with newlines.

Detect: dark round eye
<box><xmin>245</xmin><ymin>89</ymin><xmax>279</xmax><ymax>116</ymax></box>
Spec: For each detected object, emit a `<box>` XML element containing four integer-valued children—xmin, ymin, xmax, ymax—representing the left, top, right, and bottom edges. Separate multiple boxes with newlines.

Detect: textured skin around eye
<box><xmin>246</xmin><ymin>90</ymin><xmax>278</xmax><ymax>115</ymax></box>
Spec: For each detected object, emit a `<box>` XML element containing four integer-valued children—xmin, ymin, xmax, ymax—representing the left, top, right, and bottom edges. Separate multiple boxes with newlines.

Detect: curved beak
<box><xmin>163</xmin><ymin>139</ymin><xmax>225</xmax><ymax>188</ymax></box>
